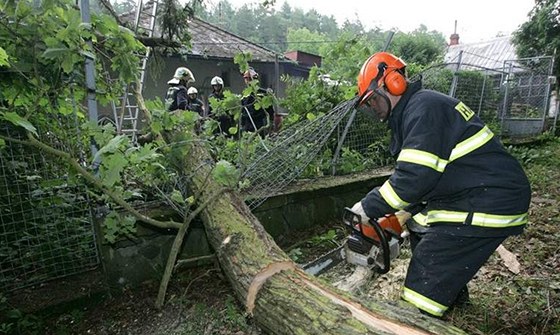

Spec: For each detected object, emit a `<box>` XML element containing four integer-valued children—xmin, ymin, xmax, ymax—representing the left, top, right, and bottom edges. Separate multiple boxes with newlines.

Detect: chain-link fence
<box><xmin>241</xmin><ymin>53</ymin><xmax>555</xmax><ymax>209</ymax></box>
<box><xmin>440</xmin><ymin>52</ymin><xmax>555</xmax><ymax>137</ymax></box>
<box><xmin>0</xmin><ymin>124</ymin><xmax>99</xmax><ymax>292</ymax></box>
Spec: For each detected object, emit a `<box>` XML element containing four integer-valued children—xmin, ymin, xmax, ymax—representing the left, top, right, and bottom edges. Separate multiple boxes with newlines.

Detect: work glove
<box><xmin>351</xmin><ymin>201</ymin><xmax>371</xmax><ymax>224</ymax></box>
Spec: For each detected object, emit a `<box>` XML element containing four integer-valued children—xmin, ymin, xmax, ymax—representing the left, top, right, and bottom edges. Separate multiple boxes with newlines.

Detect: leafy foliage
<box><xmin>513</xmin><ymin>0</ymin><xmax>560</xmax><ymax>79</ymax></box>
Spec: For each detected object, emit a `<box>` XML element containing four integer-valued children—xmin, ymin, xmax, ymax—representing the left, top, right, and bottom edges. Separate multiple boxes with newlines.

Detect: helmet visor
<box><xmin>356</xmin><ymin>89</ymin><xmax>391</xmax><ymax>122</ymax></box>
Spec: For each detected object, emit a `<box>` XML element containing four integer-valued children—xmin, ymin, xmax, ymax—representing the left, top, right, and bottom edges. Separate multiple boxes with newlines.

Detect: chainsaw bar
<box><xmin>301</xmin><ymin>244</ymin><xmax>346</xmax><ymax>276</ymax></box>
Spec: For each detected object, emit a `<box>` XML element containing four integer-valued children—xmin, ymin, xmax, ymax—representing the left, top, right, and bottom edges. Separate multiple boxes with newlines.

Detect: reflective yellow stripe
<box><xmin>413</xmin><ymin>210</ymin><xmax>528</xmax><ymax>228</ymax></box>
<box><xmin>396</xmin><ymin>126</ymin><xmax>493</xmax><ymax>173</ymax></box>
<box><xmin>425</xmin><ymin>210</ymin><xmax>468</xmax><ymax>223</ymax></box>
<box><xmin>397</xmin><ymin>149</ymin><xmax>447</xmax><ymax>172</ymax></box>
<box><xmin>379</xmin><ymin>181</ymin><xmax>410</xmax><ymax>209</ymax></box>
<box><xmin>402</xmin><ymin>287</ymin><xmax>447</xmax><ymax>317</ymax></box>
<box><xmin>412</xmin><ymin>212</ymin><xmax>428</xmax><ymax>226</ymax></box>
<box><xmin>449</xmin><ymin>126</ymin><xmax>494</xmax><ymax>161</ymax></box>
<box><xmin>471</xmin><ymin>212</ymin><xmax>528</xmax><ymax>228</ymax></box>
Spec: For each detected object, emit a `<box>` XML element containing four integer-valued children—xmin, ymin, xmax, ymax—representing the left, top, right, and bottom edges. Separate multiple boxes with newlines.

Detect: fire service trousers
<box><xmin>402</xmin><ymin>230</ymin><xmax>506</xmax><ymax>316</ymax></box>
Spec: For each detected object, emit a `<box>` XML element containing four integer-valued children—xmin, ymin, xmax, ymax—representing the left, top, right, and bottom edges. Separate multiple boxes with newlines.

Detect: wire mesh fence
<box><xmin>241</xmin><ymin>97</ymin><xmax>393</xmax><ymax>210</ymax></box>
<box><xmin>241</xmin><ymin>54</ymin><xmax>555</xmax><ymax>209</ymax></box>
<box><xmin>0</xmin><ymin>124</ymin><xmax>99</xmax><ymax>293</ymax></box>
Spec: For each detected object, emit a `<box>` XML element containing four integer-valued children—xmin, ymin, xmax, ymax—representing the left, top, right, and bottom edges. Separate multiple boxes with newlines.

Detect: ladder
<box><xmin>112</xmin><ymin>0</ymin><xmax>159</xmax><ymax>144</ymax></box>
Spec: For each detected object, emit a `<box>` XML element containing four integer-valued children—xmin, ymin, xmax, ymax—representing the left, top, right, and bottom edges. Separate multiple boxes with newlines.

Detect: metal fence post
<box><xmin>449</xmin><ymin>50</ymin><xmax>463</xmax><ymax>98</ymax></box>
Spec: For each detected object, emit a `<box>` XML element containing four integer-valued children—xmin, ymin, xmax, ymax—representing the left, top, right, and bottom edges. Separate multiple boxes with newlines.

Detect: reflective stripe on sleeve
<box><xmin>397</xmin><ymin>149</ymin><xmax>447</xmax><ymax>172</ymax></box>
<box><xmin>379</xmin><ymin>180</ymin><xmax>410</xmax><ymax>210</ymax></box>
<box><xmin>449</xmin><ymin>126</ymin><xmax>494</xmax><ymax>162</ymax></box>
<box><xmin>396</xmin><ymin>126</ymin><xmax>493</xmax><ymax>174</ymax></box>
<box><xmin>402</xmin><ymin>287</ymin><xmax>447</xmax><ymax>317</ymax></box>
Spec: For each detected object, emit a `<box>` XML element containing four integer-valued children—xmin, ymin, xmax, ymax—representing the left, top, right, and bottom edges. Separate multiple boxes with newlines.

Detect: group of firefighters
<box><xmin>164</xmin><ymin>66</ymin><xmax>281</xmax><ymax>137</ymax></box>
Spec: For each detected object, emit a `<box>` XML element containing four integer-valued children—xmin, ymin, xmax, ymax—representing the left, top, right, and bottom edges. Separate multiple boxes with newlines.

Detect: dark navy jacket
<box><xmin>361</xmin><ymin>80</ymin><xmax>531</xmax><ymax>237</ymax></box>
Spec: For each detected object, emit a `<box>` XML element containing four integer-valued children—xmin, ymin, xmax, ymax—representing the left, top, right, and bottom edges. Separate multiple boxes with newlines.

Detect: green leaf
<box><xmin>0</xmin><ymin>47</ymin><xmax>9</xmax><ymax>67</ymax></box>
<box><xmin>0</xmin><ymin>139</ymin><xmax>5</xmax><ymax>149</ymax></box>
<box><xmin>170</xmin><ymin>189</ymin><xmax>185</xmax><ymax>204</ymax></box>
<box><xmin>93</xmin><ymin>135</ymin><xmax>128</xmax><ymax>162</ymax></box>
<box><xmin>1</xmin><ymin>112</ymin><xmax>38</xmax><ymax>136</ymax></box>
<box><xmin>100</xmin><ymin>153</ymin><xmax>128</xmax><ymax>187</ymax></box>
<box><xmin>212</xmin><ymin>160</ymin><xmax>239</xmax><ymax>188</ymax></box>
<box><xmin>41</xmin><ymin>47</ymin><xmax>70</xmax><ymax>60</ymax></box>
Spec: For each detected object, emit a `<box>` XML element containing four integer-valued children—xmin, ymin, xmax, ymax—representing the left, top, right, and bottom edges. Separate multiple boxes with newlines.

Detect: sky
<box><xmin>213</xmin><ymin>0</ymin><xmax>536</xmax><ymax>44</ymax></box>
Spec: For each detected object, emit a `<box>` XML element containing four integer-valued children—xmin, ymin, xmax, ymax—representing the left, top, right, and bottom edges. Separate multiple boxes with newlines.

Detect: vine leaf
<box><xmin>1</xmin><ymin>112</ymin><xmax>38</xmax><ymax>136</ymax></box>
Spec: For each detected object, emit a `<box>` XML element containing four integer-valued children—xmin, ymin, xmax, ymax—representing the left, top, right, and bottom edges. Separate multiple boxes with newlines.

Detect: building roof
<box><xmin>444</xmin><ymin>36</ymin><xmax>519</xmax><ymax>71</ymax></box>
<box><xmin>187</xmin><ymin>18</ymin><xmax>281</xmax><ymax>62</ymax></box>
<box><xmin>120</xmin><ymin>4</ymin><xmax>282</xmax><ymax>63</ymax></box>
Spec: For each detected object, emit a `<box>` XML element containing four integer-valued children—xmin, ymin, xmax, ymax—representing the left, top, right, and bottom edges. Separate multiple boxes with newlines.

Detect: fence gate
<box><xmin>501</xmin><ymin>56</ymin><xmax>555</xmax><ymax>137</ymax></box>
<box><xmin>0</xmin><ymin>125</ymin><xmax>99</xmax><ymax>293</ymax></box>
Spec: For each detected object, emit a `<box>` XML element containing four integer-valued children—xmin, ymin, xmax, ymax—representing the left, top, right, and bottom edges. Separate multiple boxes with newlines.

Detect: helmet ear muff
<box><xmin>384</xmin><ymin>70</ymin><xmax>407</xmax><ymax>96</ymax></box>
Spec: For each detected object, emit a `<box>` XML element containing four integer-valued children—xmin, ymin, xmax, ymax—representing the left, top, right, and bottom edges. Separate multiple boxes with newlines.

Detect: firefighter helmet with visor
<box><xmin>357</xmin><ymin>52</ymin><xmax>407</xmax><ymax>106</ymax></box>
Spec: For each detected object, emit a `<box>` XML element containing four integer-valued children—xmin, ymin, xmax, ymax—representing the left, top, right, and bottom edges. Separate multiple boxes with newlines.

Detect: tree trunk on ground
<box><xmin>185</xmin><ymin>144</ymin><xmax>466</xmax><ymax>335</ymax></box>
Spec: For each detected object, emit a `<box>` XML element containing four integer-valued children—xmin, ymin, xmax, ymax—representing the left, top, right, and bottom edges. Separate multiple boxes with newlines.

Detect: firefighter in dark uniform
<box><xmin>186</xmin><ymin>87</ymin><xmax>205</xmax><ymax>116</ymax></box>
<box><xmin>165</xmin><ymin>67</ymin><xmax>195</xmax><ymax>112</ymax></box>
<box><xmin>240</xmin><ymin>68</ymin><xmax>279</xmax><ymax>136</ymax></box>
<box><xmin>351</xmin><ymin>52</ymin><xmax>531</xmax><ymax>317</ymax></box>
<box><xmin>208</xmin><ymin>76</ymin><xmax>234</xmax><ymax>135</ymax></box>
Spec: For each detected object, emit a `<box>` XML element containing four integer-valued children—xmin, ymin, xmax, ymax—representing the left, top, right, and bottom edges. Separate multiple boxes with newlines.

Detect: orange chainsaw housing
<box><xmin>356</xmin><ymin>214</ymin><xmax>402</xmax><ymax>242</ymax></box>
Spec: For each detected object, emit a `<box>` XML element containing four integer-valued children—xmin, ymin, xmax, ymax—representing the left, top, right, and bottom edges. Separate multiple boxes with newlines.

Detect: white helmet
<box><xmin>167</xmin><ymin>67</ymin><xmax>195</xmax><ymax>85</ymax></box>
<box><xmin>211</xmin><ymin>76</ymin><xmax>224</xmax><ymax>86</ymax></box>
<box><xmin>242</xmin><ymin>67</ymin><xmax>258</xmax><ymax>80</ymax></box>
<box><xmin>187</xmin><ymin>87</ymin><xmax>198</xmax><ymax>95</ymax></box>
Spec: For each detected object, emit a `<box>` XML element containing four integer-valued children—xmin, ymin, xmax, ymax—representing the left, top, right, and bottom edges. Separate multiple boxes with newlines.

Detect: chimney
<box><xmin>449</xmin><ymin>20</ymin><xmax>460</xmax><ymax>45</ymax></box>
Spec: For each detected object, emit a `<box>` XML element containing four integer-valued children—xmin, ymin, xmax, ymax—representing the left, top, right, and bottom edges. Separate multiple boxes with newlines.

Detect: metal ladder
<box><xmin>112</xmin><ymin>0</ymin><xmax>159</xmax><ymax>144</ymax></box>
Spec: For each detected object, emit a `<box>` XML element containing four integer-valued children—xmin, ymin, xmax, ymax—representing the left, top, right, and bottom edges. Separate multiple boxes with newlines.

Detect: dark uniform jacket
<box><xmin>186</xmin><ymin>97</ymin><xmax>204</xmax><ymax>116</ymax></box>
<box><xmin>165</xmin><ymin>85</ymin><xmax>188</xmax><ymax>111</ymax></box>
<box><xmin>361</xmin><ymin>80</ymin><xmax>531</xmax><ymax>237</ymax></box>
<box><xmin>241</xmin><ymin>88</ymin><xmax>274</xmax><ymax>132</ymax></box>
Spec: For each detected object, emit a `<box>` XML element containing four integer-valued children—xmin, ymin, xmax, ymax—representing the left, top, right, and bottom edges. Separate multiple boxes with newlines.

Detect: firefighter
<box><xmin>240</xmin><ymin>68</ymin><xmax>280</xmax><ymax>136</ymax></box>
<box><xmin>208</xmin><ymin>76</ymin><xmax>233</xmax><ymax>135</ymax></box>
<box><xmin>186</xmin><ymin>87</ymin><xmax>204</xmax><ymax>116</ymax></box>
<box><xmin>165</xmin><ymin>67</ymin><xmax>195</xmax><ymax>112</ymax></box>
<box><xmin>350</xmin><ymin>52</ymin><xmax>531</xmax><ymax>317</ymax></box>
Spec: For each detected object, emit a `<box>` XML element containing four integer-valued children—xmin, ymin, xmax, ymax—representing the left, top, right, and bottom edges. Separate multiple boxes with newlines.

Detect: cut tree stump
<box><xmin>185</xmin><ymin>143</ymin><xmax>467</xmax><ymax>335</ymax></box>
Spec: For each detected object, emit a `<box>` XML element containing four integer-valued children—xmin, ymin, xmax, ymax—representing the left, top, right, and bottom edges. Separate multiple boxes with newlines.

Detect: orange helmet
<box><xmin>357</xmin><ymin>52</ymin><xmax>407</xmax><ymax>105</ymax></box>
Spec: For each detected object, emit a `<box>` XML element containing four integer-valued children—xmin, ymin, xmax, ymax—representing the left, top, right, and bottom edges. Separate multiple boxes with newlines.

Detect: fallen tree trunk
<box><xmin>185</xmin><ymin>143</ymin><xmax>466</xmax><ymax>335</ymax></box>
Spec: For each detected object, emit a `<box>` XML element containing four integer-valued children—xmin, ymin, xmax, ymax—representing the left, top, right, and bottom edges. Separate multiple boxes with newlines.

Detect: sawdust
<box><xmin>316</xmin><ymin>242</ymin><xmax>411</xmax><ymax>302</ymax></box>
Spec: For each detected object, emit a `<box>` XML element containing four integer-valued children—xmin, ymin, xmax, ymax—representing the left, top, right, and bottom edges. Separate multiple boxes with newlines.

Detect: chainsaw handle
<box><xmin>342</xmin><ymin>207</ymin><xmax>363</xmax><ymax>232</ymax></box>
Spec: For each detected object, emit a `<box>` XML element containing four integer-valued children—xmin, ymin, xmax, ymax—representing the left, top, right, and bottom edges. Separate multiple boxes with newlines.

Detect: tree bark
<box><xmin>185</xmin><ymin>143</ymin><xmax>467</xmax><ymax>335</ymax></box>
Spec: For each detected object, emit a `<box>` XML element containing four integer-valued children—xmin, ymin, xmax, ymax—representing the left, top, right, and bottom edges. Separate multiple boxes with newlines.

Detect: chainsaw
<box><xmin>302</xmin><ymin>208</ymin><xmax>408</xmax><ymax>276</ymax></box>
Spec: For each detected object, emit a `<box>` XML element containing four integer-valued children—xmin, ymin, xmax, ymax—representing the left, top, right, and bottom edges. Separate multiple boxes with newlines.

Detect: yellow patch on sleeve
<box><xmin>455</xmin><ymin>101</ymin><xmax>475</xmax><ymax>121</ymax></box>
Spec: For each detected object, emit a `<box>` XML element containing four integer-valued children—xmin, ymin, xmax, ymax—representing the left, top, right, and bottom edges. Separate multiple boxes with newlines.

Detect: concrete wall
<box><xmin>98</xmin><ymin>170</ymin><xmax>391</xmax><ymax>288</ymax></box>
